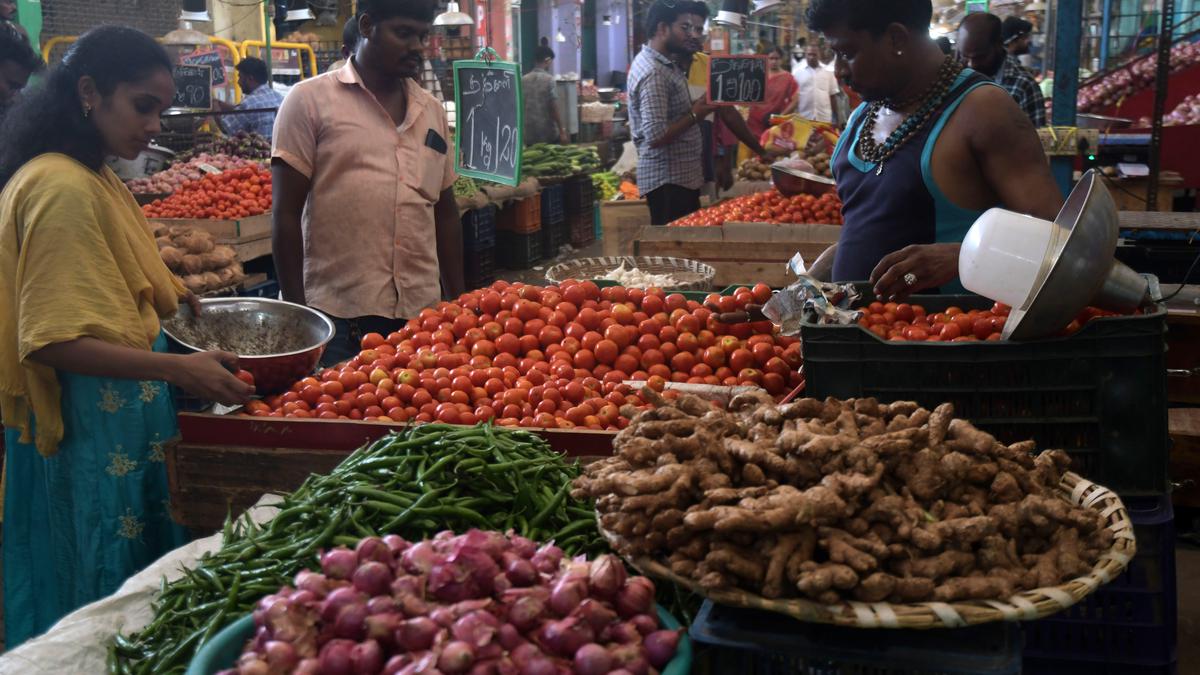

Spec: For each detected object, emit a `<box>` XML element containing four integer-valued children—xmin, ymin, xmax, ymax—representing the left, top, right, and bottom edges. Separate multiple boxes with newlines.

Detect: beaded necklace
<box><xmin>856</xmin><ymin>57</ymin><xmax>965</xmax><ymax>176</ymax></box>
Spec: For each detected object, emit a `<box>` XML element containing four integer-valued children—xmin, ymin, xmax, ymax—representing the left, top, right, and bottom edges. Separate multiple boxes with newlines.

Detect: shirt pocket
<box><xmin>406</xmin><ymin>144</ymin><xmax>448</xmax><ymax>204</ymax></box>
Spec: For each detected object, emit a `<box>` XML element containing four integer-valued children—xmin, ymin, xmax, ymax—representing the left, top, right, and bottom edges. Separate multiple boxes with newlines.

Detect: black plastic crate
<box><xmin>462</xmin><ymin>206</ymin><xmax>497</xmax><ymax>252</ymax></box>
<box><xmin>568</xmin><ymin>210</ymin><xmax>595</xmax><ymax>247</ymax></box>
<box><xmin>463</xmin><ymin>247</ymin><xmax>496</xmax><ymax>289</ymax></box>
<box><xmin>799</xmin><ymin>287</ymin><xmax>1169</xmax><ymax>495</ymax></box>
<box><xmin>541</xmin><ymin>217</ymin><xmax>567</xmax><ymax>258</ymax></box>
<box><xmin>238</xmin><ymin>278</ymin><xmax>279</xmax><ymax>299</ymax></box>
<box><xmin>497</xmin><ymin>230</ymin><xmax>542</xmax><ymax>269</ymax></box>
<box><xmin>690</xmin><ymin>601</ymin><xmax>1021</xmax><ymax>675</ymax></box>
<box><xmin>1023</xmin><ymin>657</ymin><xmax>1176</xmax><ymax>674</ymax></box>
<box><xmin>1023</xmin><ymin>495</ymin><xmax>1176</xmax><ymax>670</ymax></box>
<box><xmin>540</xmin><ymin>183</ymin><xmax>565</xmax><ymax>227</ymax></box>
<box><xmin>565</xmin><ymin>175</ymin><xmax>595</xmax><ymax>214</ymax></box>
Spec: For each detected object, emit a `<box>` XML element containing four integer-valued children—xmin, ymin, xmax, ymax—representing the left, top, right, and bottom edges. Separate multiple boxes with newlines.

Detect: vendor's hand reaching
<box><xmin>758</xmin><ymin>146</ymin><xmax>787</xmax><ymax>163</ymax></box>
<box><xmin>870</xmin><ymin>243</ymin><xmax>962</xmax><ymax>302</ymax></box>
<box><xmin>691</xmin><ymin>98</ymin><xmax>717</xmax><ymax>121</ymax></box>
<box><xmin>170</xmin><ymin>351</ymin><xmax>255</xmax><ymax>405</ymax></box>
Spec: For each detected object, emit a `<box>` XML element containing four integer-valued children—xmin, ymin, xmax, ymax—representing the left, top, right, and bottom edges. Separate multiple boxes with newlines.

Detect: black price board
<box><xmin>172</xmin><ymin>64</ymin><xmax>213</xmax><ymax>110</ymax></box>
<box><xmin>182</xmin><ymin>49</ymin><xmax>226</xmax><ymax>85</ymax></box>
<box><xmin>707</xmin><ymin>55</ymin><xmax>768</xmax><ymax>105</ymax></box>
<box><xmin>453</xmin><ymin>58</ymin><xmax>523</xmax><ymax>187</ymax></box>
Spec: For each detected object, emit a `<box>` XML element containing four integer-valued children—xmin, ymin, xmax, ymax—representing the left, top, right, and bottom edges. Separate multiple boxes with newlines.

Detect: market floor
<box><xmin>495</xmin><ymin>238</ymin><xmax>605</xmax><ymax>286</ymax></box>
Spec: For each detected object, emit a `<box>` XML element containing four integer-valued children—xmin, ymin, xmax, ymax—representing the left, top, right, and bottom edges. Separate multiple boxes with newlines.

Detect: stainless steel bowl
<box><xmin>1077</xmin><ymin>113</ymin><xmax>1133</xmax><ymax>131</ymax></box>
<box><xmin>163</xmin><ymin>298</ymin><xmax>335</xmax><ymax>394</ymax></box>
<box><xmin>771</xmin><ymin>165</ymin><xmax>836</xmax><ymax>197</ymax></box>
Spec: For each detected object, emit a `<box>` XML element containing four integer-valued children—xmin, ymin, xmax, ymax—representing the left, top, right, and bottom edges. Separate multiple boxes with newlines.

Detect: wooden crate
<box><xmin>634</xmin><ymin>221</ymin><xmax>841</xmax><ymax>288</ymax></box>
<box><xmin>150</xmin><ymin>213</ymin><xmax>274</xmax><ymax>263</ymax></box>
<box><xmin>168</xmin><ymin>412</ymin><xmax>617</xmax><ymax>532</ymax></box>
<box><xmin>228</xmin><ymin>235</ymin><xmax>273</xmax><ymax>262</ymax></box>
<box><xmin>599</xmin><ymin>200</ymin><xmax>652</xmax><ymax>256</ymax></box>
<box><xmin>599</xmin><ymin>197</ymin><xmax>715</xmax><ymax>256</ymax></box>
<box><xmin>149</xmin><ymin>213</ymin><xmax>271</xmax><ymax>242</ymax></box>
<box><xmin>1104</xmin><ymin>175</ymin><xmax>1183</xmax><ymax>213</ymax></box>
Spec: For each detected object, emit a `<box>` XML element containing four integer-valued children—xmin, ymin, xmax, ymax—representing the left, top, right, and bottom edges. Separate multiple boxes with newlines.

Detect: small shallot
<box><xmin>438</xmin><ymin>640</ymin><xmax>477</xmax><ymax>674</ymax></box>
<box><xmin>322</xmin><ymin>549</ymin><xmax>359</xmax><ymax>581</ymax></box>
<box><xmin>614</xmin><ymin>577</ymin><xmax>655</xmax><ymax>619</ymax></box>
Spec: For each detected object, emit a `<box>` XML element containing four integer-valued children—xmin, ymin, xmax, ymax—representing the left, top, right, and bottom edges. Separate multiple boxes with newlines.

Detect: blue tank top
<box><xmin>831</xmin><ymin>70</ymin><xmax>996</xmax><ymax>290</ymax></box>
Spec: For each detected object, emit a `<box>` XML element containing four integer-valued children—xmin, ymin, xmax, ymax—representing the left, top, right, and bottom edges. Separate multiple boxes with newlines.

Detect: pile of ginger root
<box><xmin>573</xmin><ymin>390</ymin><xmax>1116</xmax><ymax>605</ymax></box>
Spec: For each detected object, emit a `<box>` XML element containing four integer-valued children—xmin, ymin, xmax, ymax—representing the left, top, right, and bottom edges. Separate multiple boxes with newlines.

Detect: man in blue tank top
<box><xmin>803</xmin><ymin>0</ymin><xmax>1063</xmax><ymax>302</ymax></box>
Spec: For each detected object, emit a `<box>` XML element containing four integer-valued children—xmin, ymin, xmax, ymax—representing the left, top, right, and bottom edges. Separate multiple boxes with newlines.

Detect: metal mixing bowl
<box><xmin>772</xmin><ymin>165</ymin><xmax>836</xmax><ymax>197</ymax></box>
<box><xmin>163</xmin><ymin>298</ymin><xmax>335</xmax><ymax>394</ymax></box>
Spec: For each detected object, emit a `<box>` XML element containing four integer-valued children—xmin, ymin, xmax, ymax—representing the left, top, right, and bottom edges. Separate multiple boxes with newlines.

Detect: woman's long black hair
<box><xmin>0</xmin><ymin>25</ymin><xmax>171</xmax><ymax>189</ymax></box>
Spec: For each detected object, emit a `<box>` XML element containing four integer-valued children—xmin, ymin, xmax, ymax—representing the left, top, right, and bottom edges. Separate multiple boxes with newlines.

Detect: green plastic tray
<box><xmin>186</xmin><ymin>604</ymin><xmax>693</xmax><ymax>674</ymax></box>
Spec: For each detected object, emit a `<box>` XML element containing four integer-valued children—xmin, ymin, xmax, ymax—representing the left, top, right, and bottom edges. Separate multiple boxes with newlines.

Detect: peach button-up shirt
<box><xmin>272</xmin><ymin>60</ymin><xmax>456</xmax><ymax>320</ymax></box>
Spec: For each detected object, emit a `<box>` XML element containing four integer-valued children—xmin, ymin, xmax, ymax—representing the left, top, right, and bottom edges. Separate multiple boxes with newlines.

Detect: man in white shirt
<box><xmin>793</xmin><ymin>45</ymin><xmax>838</xmax><ymax>123</ymax></box>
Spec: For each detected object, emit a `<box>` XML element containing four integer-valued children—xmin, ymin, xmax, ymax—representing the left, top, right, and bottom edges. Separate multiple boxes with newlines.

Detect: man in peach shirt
<box><xmin>272</xmin><ymin>0</ymin><xmax>464</xmax><ymax>364</ymax></box>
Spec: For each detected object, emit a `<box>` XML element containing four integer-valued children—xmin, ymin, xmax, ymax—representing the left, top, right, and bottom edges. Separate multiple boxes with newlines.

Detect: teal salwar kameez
<box><xmin>2</xmin><ymin>334</ymin><xmax>188</xmax><ymax>648</ymax></box>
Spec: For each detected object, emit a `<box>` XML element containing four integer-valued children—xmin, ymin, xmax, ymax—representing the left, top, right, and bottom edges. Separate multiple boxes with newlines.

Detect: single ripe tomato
<box><xmin>973</xmin><ymin>317</ymin><xmax>995</xmax><ymax>340</ymax></box>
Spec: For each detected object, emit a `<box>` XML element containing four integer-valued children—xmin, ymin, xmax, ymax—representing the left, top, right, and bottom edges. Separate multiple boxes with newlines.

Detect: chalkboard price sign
<box><xmin>172</xmin><ymin>64</ymin><xmax>213</xmax><ymax>110</ymax></box>
<box><xmin>182</xmin><ymin>49</ymin><xmax>226</xmax><ymax>85</ymax></box>
<box><xmin>453</xmin><ymin>56</ymin><xmax>523</xmax><ymax>187</ymax></box>
<box><xmin>707</xmin><ymin>55</ymin><xmax>768</xmax><ymax>105</ymax></box>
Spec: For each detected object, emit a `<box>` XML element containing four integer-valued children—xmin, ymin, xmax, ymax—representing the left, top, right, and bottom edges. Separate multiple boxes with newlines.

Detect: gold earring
<box><xmin>82</xmin><ymin>103</ymin><xmax>91</xmax><ymax>117</ymax></box>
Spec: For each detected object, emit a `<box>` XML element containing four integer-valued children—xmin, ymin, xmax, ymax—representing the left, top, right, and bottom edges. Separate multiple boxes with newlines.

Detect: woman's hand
<box><xmin>182</xmin><ymin>291</ymin><xmax>203</xmax><ymax>316</ymax></box>
<box><xmin>870</xmin><ymin>243</ymin><xmax>962</xmax><ymax>301</ymax></box>
<box><xmin>168</xmin><ymin>351</ymin><xmax>255</xmax><ymax>405</ymax></box>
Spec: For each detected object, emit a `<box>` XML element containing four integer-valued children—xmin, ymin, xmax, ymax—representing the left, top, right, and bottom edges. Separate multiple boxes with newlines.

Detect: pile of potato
<box><xmin>800</xmin><ymin>134</ymin><xmax>833</xmax><ymax>178</ymax></box>
<box><xmin>152</xmin><ymin>224</ymin><xmax>244</xmax><ymax>295</ymax></box>
<box><xmin>575</xmin><ymin>390</ymin><xmax>1115</xmax><ymax>605</ymax></box>
<box><xmin>737</xmin><ymin>158</ymin><xmax>772</xmax><ymax>182</ymax></box>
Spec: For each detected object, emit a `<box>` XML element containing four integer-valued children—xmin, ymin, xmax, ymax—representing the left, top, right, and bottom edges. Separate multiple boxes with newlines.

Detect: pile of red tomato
<box><xmin>142</xmin><ymin>166</ymin><xmax>271</xmax><ymax>220</ymax></box>
<box><xmin>245</xmin><ymin>281</ymin><xmax>803</xmax><ymax>428</ymax></box>
<box><xmin>670</xmin><ymin>189</ymin><xmax>843</xmax><ymax>227</ymax></box>
<box><xmin>858</xmin><ymin>301</ymin><xmax>1121</xmax><ymax>342</ymax></box>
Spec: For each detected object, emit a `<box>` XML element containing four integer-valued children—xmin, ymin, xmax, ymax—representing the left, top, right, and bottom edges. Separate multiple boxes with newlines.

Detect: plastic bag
<box><xmin>612</xmin><ymin>141</ymin><xmax>638</xmax><ymax>177</ymax></box>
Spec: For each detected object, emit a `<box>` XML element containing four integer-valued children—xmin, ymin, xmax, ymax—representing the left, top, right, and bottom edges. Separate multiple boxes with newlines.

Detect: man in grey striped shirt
<box><xmin>627</xmin><ymin>0</ymin><xmax>716</xmax><ymax>226</ymax></box>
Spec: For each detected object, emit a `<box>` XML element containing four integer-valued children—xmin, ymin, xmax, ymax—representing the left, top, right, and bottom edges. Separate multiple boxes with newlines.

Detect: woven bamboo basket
<box><xmin>601</xmin><ymin>471</ymin><xmax>1135</xmax><ymax>629</ymax></box>
<box><xmin>546</xmin><ymin>256</ymin><xmax>717</xmax><ymax>292</ymax></box>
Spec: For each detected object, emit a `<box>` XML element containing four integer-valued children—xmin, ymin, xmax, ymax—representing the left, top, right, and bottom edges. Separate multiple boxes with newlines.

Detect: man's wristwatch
<box><xmin>689</xmin><ymin>111</ymin><xmax>699</xmax><ymax>126</ymax></box>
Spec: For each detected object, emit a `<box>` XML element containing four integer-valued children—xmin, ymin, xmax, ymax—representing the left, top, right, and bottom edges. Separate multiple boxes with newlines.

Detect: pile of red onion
<box><xmin>1137</xmin><ymin>93</ymin><xmax>1200</xmax><ymax>127</ymax></box>
<box><xmin>1079</xmin><ymin>41</ymin><xmax>1200</xmax><ymax>113</ymax></box>
<box><xmin>220</xmin><ymin>530</ymin><xmax>681</xmax><ymax>675</ymax></box>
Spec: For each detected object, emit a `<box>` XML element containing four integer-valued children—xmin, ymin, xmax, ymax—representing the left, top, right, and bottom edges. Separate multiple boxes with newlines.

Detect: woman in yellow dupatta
<box><xmin>0</xmin><ymin>26</ymin><xmax>255</xmax><ymax>647</ymax></box>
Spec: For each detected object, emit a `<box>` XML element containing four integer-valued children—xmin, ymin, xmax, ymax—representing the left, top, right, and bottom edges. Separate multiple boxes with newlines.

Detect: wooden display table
<box><xmin>167</xmin><ymin>412</ymin><xmax>617</xmax><ymax>533</ymax></box>
<box><xmin>634</xmin><ymin>221</ymin><xmax>841</xmax><ymax>288</ymax></box>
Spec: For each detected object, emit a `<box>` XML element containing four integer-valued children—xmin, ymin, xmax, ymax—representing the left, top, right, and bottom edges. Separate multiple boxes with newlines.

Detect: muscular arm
<box><xmin>716</xmin><ymin>106</ymin><xmax>769</xmax><ymax>155</ymax></box>
<box><xmin>271</xmin><ymin>159</ymin><xmax>311</xmax><ymax>305</ymax></box>
<box><xmin>967</xmin><ymin>87</ymin><xmax>1062</xmax><ymax>220</ymax></box>
<box><xmin>548</xmin><ymin>96</ymin><xmax>565</xmax><ymax>136</ymax></box>
<box><xmin>870</xmin><ymin>88</ymin><xmax>1063</xmax><ymax>301</ymax></box>
<box><xmin>808</xmin><ymin>244</ymin><xmax>837</xmax><ymax>281</ymax></box>
<box><xmin>435</xmin><ymin>187</ymin><xmax>466</xmax><ymax>298</ymax></box>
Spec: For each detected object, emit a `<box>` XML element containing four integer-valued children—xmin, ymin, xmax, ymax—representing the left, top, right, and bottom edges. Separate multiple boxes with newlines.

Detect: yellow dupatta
<box><xmin>0</xmin><ymin>153</ymin><xmax>186</xmax><ymax>457</ymax></box>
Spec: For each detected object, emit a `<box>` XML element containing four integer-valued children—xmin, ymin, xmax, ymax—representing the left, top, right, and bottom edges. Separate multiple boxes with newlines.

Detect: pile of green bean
<box><xmin>109</xmin><ymin>423</ymin><xmax>607</xmax><ymax>675</ymax></box>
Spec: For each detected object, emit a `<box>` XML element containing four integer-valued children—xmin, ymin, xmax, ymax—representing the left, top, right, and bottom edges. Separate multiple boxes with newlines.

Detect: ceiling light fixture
<box><xmin>434</xmin><ymin>1</ymin><xmax>474</xmax><ymax>26</ymax></box>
